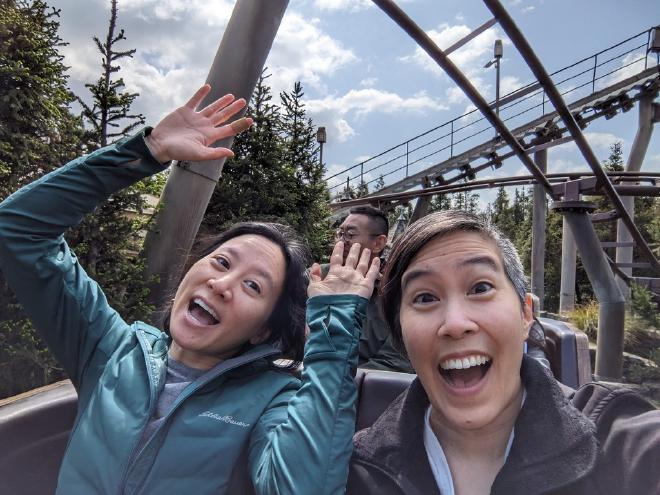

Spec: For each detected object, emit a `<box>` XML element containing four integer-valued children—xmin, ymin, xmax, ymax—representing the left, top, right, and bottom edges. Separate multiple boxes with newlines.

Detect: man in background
<box><xmin>330</xmin><ymin>206</ymin><xmax>413</xmax><ymax>373</ymax></box>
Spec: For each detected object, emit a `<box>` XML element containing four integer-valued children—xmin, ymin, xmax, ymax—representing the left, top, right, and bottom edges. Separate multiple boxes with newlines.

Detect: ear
<box><xmin>372</xmin><ymin>234</ymin><xmax>388</xmax><ymax>256</ymax></box>
<box><xmin>249</xmin><ymin>327</ymin><xmax>272</xmax><ymax>345</ymax></box>
<box><xmin>522</xmin><ymin>293</ymin><xmax>534</xmax><ymax>340</ymax></box>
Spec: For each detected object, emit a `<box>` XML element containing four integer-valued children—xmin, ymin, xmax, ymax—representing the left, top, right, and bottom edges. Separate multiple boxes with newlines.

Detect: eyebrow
<box><xmin>401</xmin><ymin>254</ymin><xmax>501</xmax><ymax>290</ymax></box>
<box><xmin>223</xmin><ymin>246</ymin><xmax>276</xmax><ymax>290</ymax></box>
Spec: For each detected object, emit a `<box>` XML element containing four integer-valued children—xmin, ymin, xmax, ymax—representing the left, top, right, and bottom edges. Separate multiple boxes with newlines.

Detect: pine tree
<box><xmin>77</xmin><ymin>0</ymin><xmax>144</xmax><ymax>148</ymax></box>
<box><xmin>203</xmin><ymin>75</ymin><xmax>332</xmax><ymax>260</ymax></box>
<box><xmin>0</xmin><ymin>0</ymin><xmax>84</xmax><ymax>198</ymax></box>
<box><xmin>64</xmin><ymin>0</ymin><xmax>154</xmax><ymax>322</ymax></box>
<box><xmin>356</xmin><ymin>180</ymin><xmax>369</xmax><ymax>198</ymax></box>
<box><xmin>279</xmin><ymin>81</ymin><xmax>332</xmax><ymax>259</ymax></box>
<box><xmin>0</xmin><ymin>0</ymin><xmax>85</xmax><ymax>398</ymax></box>
<box><xmin>491</xmin><ymin>186</ymin><xmax>516</xmax><ymax>240</ymax></box>
<box><xmin>374</xmin><ymin>174</ymin><xmax>385</xmax><ymax>191</ymax></box>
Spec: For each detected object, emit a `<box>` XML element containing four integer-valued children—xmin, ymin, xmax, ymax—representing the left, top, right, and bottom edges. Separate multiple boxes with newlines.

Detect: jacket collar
<box><xmin>352</xmin><ymin>356</ymin><xmax>598</xmax><ymax>494</ymax></box>
<box><xmin>136</xmin><ymin>324</ymin><xmax>283</xmax><ymax>395</ymax></box>
<box><xmin>492</xmin><ymin>356</ymin><xmax>598</xmax><ymax>493</ymax></box>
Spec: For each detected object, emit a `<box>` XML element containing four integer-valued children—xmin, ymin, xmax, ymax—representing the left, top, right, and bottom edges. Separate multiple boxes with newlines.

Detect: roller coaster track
<box><xmin>327</xmin><ymin>28</ymin><xmax>659</xmax><ymax>199</ymax></box>
<box><xmin>329</xmin><ymin>2</ymin><xmax>659</xmax><ymax>378</ymax></box>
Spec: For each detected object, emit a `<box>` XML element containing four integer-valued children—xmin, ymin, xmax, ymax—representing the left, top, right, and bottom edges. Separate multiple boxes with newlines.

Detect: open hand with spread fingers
<box><xmin>308</xmin><ymin>241</ymin><xmax>380</xmax><ymax>299</ymax></box>
<box><xmin>144</xmin><ymin>84</ymin><xmax>253</xmax><ymax>164</ymax></box>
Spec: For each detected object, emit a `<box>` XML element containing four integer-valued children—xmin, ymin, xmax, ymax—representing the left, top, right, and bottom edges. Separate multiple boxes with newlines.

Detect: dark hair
<box><xmin>163</xmin><ymin>222</ymin><xmax>311</xmax><ymax>369</ymax></box>
<box><xmin>381</xmin><ymin>210</ymin><xmax>531</xmax><ymax>350</ymax></box>
<box><xmin>348</xmin><ymin>205</ymin><xmax>389</xmax><ymax>235</ymax></box>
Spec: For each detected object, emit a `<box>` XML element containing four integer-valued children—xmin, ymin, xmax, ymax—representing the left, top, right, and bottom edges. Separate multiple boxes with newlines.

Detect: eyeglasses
<box><xmin>334</xmin><ymin>229</ymin><xmax>381</xmax><ymax>242</ymax></box>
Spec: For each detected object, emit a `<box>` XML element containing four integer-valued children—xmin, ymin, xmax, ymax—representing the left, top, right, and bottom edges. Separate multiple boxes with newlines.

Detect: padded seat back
<box><xmin>0</xmin><ymin>380</ymin><xmax>77</xmax><ymax>495</ymax></box>
<box><xmin>354</xmin><ymin>369</ymin><xmax>415</xmax><ymax>431</ymax></box>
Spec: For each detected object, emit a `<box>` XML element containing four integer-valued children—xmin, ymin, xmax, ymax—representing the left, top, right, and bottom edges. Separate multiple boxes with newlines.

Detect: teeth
<box><xmin>440</xmin><ymin>355</ymin><xmax>491</xmax><ymax>370</ymax></box>
<box><xmin>194</xmin><ymin>298</ymin><xmax>218</xmax><ymax>320</ymax></box>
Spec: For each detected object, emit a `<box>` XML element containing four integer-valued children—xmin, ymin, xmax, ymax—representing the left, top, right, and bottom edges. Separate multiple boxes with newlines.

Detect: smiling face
<box><xmin>399</xmin><ymin>231</ymin><xmax>533</xmax><ymax>434</ymax></box>
<box><xmin>168</xmin><ymin>234</ymin><xmax>286</xmax><ymax>369</ymax></box>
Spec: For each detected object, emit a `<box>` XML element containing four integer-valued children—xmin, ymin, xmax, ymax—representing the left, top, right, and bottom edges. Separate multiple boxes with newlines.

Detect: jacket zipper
<box><xmin>115</xmin><ymin>329</ymin><xmax>163</xmax><ymax>495</ymax></box>
<box><xmin>116</xmin><ymin>336</ymin><xmax>280</xmax><ymax>495</ymax></box>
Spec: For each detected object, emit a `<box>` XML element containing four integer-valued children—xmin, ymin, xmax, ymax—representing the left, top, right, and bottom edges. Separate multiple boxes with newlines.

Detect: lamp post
<box><xmin>484</xmin><ymin>39</ymin><xmax>503</xmax><ymax>117</ymax></box>
<box><xmin>316</xmin><ymin>126</ymin><xmax>327</xmax><ymax>167</ymax></box>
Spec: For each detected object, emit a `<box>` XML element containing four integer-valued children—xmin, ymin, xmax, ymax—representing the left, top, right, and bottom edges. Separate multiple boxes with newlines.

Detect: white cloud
<box><xmin>585</xmin><ymin>132</ymin><xmax>626</xmax><ymax>153</ymax></box>
<box><xmin>325</xmin><ymin>163</ymin><xmax>354</xmax><ymax>187</ymax></box>
<box><xmin>647</xmin><ymin>153</ymin><xmax>660</xmax><ymax>172</ymax></box>
<box><xmin>266</xmin><ymin>13</ymin><xmax>359</xmax><ymax>94</ymax></box>
<box><xmin>58</xmin><ymin>3</ymin><xmax>358</xmax><ymax>127</ymax></box>
<box><xmin>598</xmin><ymin>52</ymin><xmax>653</xmax><ymax>89</ymax></box>
<box><xmin>522</xmin><ymin>6</ymin><xmax>535</xmax><ymax>13</ymax></box>
<box><xmin>354</xmin><ymin>155</ymin><xmax>372</xmax><ymax>163</ymax></box>
<box><xmin>359</xmin><ymin>77</ymin><xmax>378</xmax><ymax>87</ymax></box>
<box><xmin>399</xmin><ymin>22</ymin><xmax>514</xmax><ymax>106</ymax></box>
<box><xmin>314</xmin><ymin>0</ymin><xmax>373</xmax><ymax>11</ymax></box>
<box><xmin>553</xmin><ymin>132</ymin><xmax>624</xmax><ymax>155</ymax></box>
<box><xmin>306</xmin><ymin>88</ymin><xmax>448</xmax><ymax>143</ymax></box>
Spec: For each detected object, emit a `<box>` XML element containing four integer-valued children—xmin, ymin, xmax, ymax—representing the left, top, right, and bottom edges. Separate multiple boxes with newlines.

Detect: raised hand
<box><xmin>145</xmin><ymin>84</ymin><xmax>253</xmax><ymax>163</ymax></box>
<box><xmin>308</xmin><ymin>242</ymin><xmax>380</xmax><ymax>299</ymax></box>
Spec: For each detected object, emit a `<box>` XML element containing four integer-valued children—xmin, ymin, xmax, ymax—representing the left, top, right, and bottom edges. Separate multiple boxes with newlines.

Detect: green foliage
<box><xmin>374</xmin><ymin>175</ymin><xmax>385</xmax><ymax>191</ymax></box>
<box><xmin>568</xmin><ymin>298</ymin><xmax>655</xmax><ymax>352</ymax></box>
<box><xmin>0</xmin><ymin>0</ymin><xmax>156</xmax><ymax>398</ymax></box>
<box><xmin>568</xmin><ymin>301</ymin><xmax>600</xmax><ymax>341</ymax></box>
<box><xmin>77</xmin><ymin>0</ymin><xmax>144</xmax><ymax>148</ymax></box>
<box><xmin>65</xmin><ymin>0</ymin><xmax>155</xmax><ymax>323</ymax></box>
<box><xmin>630</xmin><ymin>283</ymin><xmax>659</xmax><ymax>326</ymax></box>
<box><xmin>0</xmin><ymin>0</ymin><xmax>85</xmax><ymax>199</ymax></box>
<box><xmin>203</xmin><ymin>73</ymin><xmax>333</xmax><ymax>261</ymax></box>
<box><xmin>0</xmin><ymin>0</ymin><xmax>84</xmax><ymax>399</ymax></box>
<box><xmin>355</xmin><ymin>180</ymin><xmax>370</xmax><ymax>198</ymax></box>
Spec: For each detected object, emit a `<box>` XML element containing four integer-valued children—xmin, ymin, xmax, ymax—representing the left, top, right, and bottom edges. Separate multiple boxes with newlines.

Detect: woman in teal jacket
<box><xmin>0</xmin><ymin>85</ymin><xmax>379</xmax><ymax>494</ymax></box>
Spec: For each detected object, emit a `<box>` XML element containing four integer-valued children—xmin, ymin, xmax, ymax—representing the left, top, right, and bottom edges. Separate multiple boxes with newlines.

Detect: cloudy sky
<box><xmin>53</xmin><ymin>0</ymin><xmax>659</xmax><ymax>204</ymax></box>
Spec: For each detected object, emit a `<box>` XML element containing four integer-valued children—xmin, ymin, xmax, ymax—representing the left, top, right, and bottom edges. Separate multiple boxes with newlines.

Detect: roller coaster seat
<box><xmin>0</xmin><ymin>319</ymin><xmax>590</xmax><ymax>495</ymax></box>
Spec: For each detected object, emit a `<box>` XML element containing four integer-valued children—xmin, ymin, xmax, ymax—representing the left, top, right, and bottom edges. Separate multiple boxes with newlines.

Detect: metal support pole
<box><xmin>144</xmin><ymin>0</ymin><xmax>289</xmax><ymax>316</ymax></box>
<box><xmin>558</xmin><ymin>216</ymin><xmax>577</xmax><ymax>315</ymax></box>
<box><xmin>615</xmin><ymin>94</ymin><xmax>656</xmax><ymax>300</ymax></box>
<box><xmin>531</xmin><ymin>149</ymin><xmax>547</xmax><ymax>308</ymax></box>
<box><xmin>495</xmin><ymin>57</ymin><xmax>501</xmax><ymax>118</ymax></box>
<box><xmin>557</xmin><ymin>205</ymin><xmax>625</xmax><ymax>380</ymax></box>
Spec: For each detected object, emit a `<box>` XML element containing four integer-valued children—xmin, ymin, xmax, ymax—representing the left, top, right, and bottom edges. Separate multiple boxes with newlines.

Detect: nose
<box><xmin>437</xmin><ymin>298</ymin><xmax>478</xmax><ymax>340</ymax></box>
<box><xmin>207</xmin><ymin>275</ymin><xmax>233</xmax><ymax>301</ymax></box>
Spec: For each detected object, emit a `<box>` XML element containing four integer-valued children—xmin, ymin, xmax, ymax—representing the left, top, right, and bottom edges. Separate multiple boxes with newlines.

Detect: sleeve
<box><xmin>248</xmin><ymin>294</ymin><xmax>368</xmax><ymax>495</ymax></box>
<box><xmin>590</xmin><ymin>388</ymin><xmax>660</xmax><ymax>494</ymax></box>
<box><xmin>0</xmin><ymin>130</ymin><xmax>168</xmax><ymax>386</ymax></box>
<box><xmin>359</xmin><ymin>334</ymin><xmax>415</xmax><ymax>374</ymax></box>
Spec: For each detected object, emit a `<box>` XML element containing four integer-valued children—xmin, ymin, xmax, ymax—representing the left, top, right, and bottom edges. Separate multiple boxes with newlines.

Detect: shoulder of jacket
<box><xmin>571</xmin><ymin>381</ymin><xmax>655</xmax><ymax>422</ymax></box>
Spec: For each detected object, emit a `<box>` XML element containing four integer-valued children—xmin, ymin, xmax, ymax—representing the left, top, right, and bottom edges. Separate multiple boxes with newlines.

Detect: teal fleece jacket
<box><xmin>0</xmin><ymin>130</ymin><xmax>367</xmax><ymax>495</ymax></box>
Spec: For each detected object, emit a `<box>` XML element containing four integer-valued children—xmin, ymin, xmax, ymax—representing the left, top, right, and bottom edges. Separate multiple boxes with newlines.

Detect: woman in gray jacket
<box><xmin>348</xmin><ymin>210</ymin><xmax>660</xmax><ymax>495</ymax></box>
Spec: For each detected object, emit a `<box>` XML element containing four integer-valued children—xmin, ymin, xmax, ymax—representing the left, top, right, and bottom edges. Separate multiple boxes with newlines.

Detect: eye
<box><xmin>470</xmin><ymin>281</ymin><xmax>493</xmax><ymax>295</ymax></box>
<box><xmin>213</xmin><ymin>256</ymin><xmax>230</xmax><ymax>270</ymax></box>
<box><xmin>412</xmin><ymin>292</ymin><xmax>437</xmax><ymax>304</ymax></box>
<box><xmin>244</xmin><ymin>280</ymin><xmax>262</xmax><ymax>294</ymax></box>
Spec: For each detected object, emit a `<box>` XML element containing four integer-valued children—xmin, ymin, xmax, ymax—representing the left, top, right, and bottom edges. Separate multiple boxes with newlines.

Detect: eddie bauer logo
<box><xmin>199</xmin><ymin>411</ymin><xmax>250</xmax><ymax>427</ymax></box>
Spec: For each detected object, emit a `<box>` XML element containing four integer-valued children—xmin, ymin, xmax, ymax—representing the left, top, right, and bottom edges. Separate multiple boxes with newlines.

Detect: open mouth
<box><xmin>188</xmin><ymin>298</ymin><xmax>220</xmax><ymax>326</ymax></box>
<box><xmin>439</xmin><ymin>355</ymin><xmax>492</xmax><ymax>389</ymax></box>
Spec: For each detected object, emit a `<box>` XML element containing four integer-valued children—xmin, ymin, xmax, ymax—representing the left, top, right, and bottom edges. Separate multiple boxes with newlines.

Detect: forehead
<box><xmin>407</xmin><ymin>231</ymin><xmax>503</xmax><ymax>272</ymax></box>
<box><xmin>340</xmin><ymin>213</ymin><xmax>372</xmax><ymax>230</ymax></box>
<box><xmin>210</xmin><ymin>234</ymin><xmax>286</xmax><ymax>279</ymax></box>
